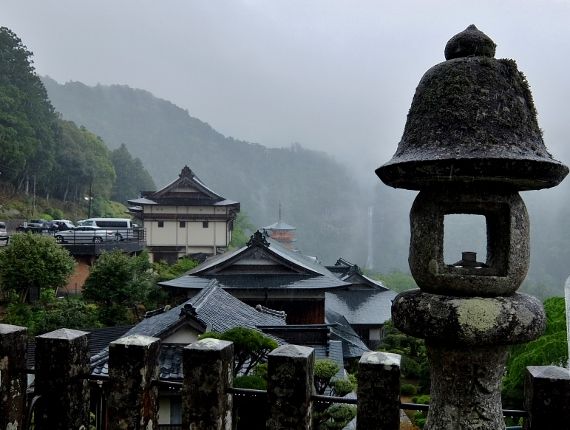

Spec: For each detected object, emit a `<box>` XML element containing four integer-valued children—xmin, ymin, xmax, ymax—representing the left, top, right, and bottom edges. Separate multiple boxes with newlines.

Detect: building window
<box><xmin>179</xmin><ymin>221</ymin><xmax>186</xmax><ymax>228</ymax></box>
<box><xmin>202</xmin><ymin>221</ymin><xmax>209</xmax><ymax>228</ymax></box>
<box><xmin>157</xmin><ymin>221</ymin><xmax>164</xmax><ymax>228</ymax></box>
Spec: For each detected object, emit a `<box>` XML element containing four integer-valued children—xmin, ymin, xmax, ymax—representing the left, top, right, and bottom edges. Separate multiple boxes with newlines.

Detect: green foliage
<box><xmin>317</xmin><ymin>404</ymin><xmax>356</xmax><ymax>430</ymax></box>
<box><xmin>400</xmin><ymin>383</ymin><xmax>418</xmax><ymax>396</ymax></box>
<box><xmin>502</xmin><ymin>297</ymin><xmax>568</xmax><ymax>406</ymax></box>
<box><xmin>333</xmin><ymin>375</ymin><xmax>356</xmax><ymax>397</ymax></box>
<box><xmin>200</xmin><ymin>327</ymin><xmax>278</xmax><ymax>376</ymax></box>
<box><xmin>110</xmin><ymin>143</ymin><xmax>155</xmax><ymax>203</ymax></box>
<box><xmin>0</xmin><ymin>29</ymin><xmax>155</xmax><ymax>212</ymax></box>
<box><xmin>312</xmin><ymin>360</ymin><xmax>357</xmax><ymax>430</ymax></box>
<box><xmin>233</xmin><ymin>374</ymin><xmax>267</xmax><ymax>390</ymax></box>
<box><xmin>0</xmin><ymin>232</ymin><xmax>75</xmax><ymax>302</ymax></box>
<box><xmin>4</xmin><ymin>289</ymin><xmax>100</xmax><ymax>335</ymax></box>
<box><xmin>90</xmin><ymin>197</ymin><xmax>128</xmax><ymax>218</ymax></box>
<box><xmin>378</xmin><ymin>320</ymin><xmax>430</xmax><ymax>392</ymax></box>
<box><xmin>410</xmin><ymin>395</ymin><xmax>430</xmax><ymax>429</ymax></box>
<box><xmin>0</xmin><ymin>27</ymin><xmax>59</xmax><ymax>192</ymax></box>
<box><xmin>153</xmin><ymin>257</ymin><xmax>198</xmax><ymax>282</ymax></box>
<box><xmin>314</xmin><ymin>359</ymin><xmax>340</xmax><ymax>395</ymax></box>
<box><xmin>371</xmin><ymin>271</ymin><xmax>417</xmax><ymax>293</ymax></box>
<box><xmin>83</xmin><ymin>250</ymin><xmax>156</xmax><ymax>325</ymax></box>
<box><xmin>229</xmin><ymin>212</ymin><xmax>255</xmax><ymax>249</ymax></box>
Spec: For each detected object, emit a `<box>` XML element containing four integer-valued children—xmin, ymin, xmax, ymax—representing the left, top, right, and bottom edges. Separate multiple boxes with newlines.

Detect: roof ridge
<box><xmin>189</xmin><ymin>280</ymin><xmax>219</xmax><ymax>311</ymax></box>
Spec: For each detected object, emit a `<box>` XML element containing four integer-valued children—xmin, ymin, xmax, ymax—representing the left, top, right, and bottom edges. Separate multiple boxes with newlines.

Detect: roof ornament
<box><xmin>247</xmin><ymin>230</ymin><xmax>270</xmax><ymax>248</ymax></box>
<box><xmin>179</xmin><ymin>165</ymin><xmax>194</xmax><ymax>178</ymax></box>
<box><xmin>180</xmin><ymin>303</ymin><xmax>198</xmax><ymax>318</ymax></box>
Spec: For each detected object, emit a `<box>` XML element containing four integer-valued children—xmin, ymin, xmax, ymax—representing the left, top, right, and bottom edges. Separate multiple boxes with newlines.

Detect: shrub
<box><xmin>234</xmin><ymin>375</ymin><xmax>267</xmax><ymax>390</ymax></box>
<box><xmin>400</xmin><ymin>383</ymin><xmax>417</xmax><ymax>396</ymax></box>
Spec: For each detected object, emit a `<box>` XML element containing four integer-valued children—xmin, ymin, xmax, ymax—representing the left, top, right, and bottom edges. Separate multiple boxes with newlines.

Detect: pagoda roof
<box><xmin>263</xmin><ymin>221</ymin><xmax>296</xmax><ymax>231</ymax></box>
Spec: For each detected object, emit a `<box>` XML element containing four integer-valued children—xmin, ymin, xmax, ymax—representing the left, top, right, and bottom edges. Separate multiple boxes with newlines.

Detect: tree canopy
<box><xmin>83</xmin><ymin>250</ymin><xmax>157</xmax><ymax>325</ymax></box>
<box><xmin>200</xmin><ymin>327</ymin><xmax>278</xmax><ymax>376</ymax></box>
<box><xmin>0</xmin><ymin>232</ymin><xmax>75</xmax><ymax>302</ymax></box>
<box><xmin>0</xmin><ymin>27</ymin><xmax>155</xmax><ymax>212</ymax></box>
<box><xmin>502</xmin><ymin>296</ymin><xmax>568</xmax><ymax>406</ymax></box>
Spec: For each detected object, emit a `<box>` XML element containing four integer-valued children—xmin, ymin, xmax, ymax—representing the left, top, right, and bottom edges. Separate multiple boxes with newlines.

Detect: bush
<box><xmin>400</xmin><ymin>383</ymin><xmax>417</xmax><ymax>396</ymax></box>
<box><xmin>333</xmin><ymin>377</ymin><xmax>356</xmax><ymax>397</ymax></box>
<box><xmin>234</xmin><ymin>375</ymin><xmax>267</xmax><ymax>390</ymax></box>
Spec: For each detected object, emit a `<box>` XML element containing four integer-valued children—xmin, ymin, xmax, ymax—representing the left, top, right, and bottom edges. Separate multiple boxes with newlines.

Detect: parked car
<box><xmin>17</xmin><ymin>219</ymin><xmax>49</xmax><ymax>233</ymax></box>
<box><xmin>52</xmin><ymin>219</ymin><xmax>75</xmax><ymax>230</ymax></box>
<box><xmin>54</xmin><ymin>226</ymin><xmax>117</xmax><ymax>244</ymax></box>
<box><xmin>0</xmin><ymin>222</ymin><xmax>9</xmax><ymax>243</ymax></box>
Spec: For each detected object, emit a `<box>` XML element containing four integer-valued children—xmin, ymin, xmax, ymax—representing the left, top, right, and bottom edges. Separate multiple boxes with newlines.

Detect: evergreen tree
<box><xmin>0</xmin><ymin>27</ymin><xmax>59</xmax><ymax>191</ymax></box>
<box><xmin>110</xmin><ymin>143</ymin><xmax>156</xmax><ymax>203</ymax></box>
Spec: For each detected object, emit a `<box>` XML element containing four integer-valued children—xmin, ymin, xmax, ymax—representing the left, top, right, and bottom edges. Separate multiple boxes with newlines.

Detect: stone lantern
<box><xmin>376</xmin><ymin>25</ymin><xmax>568</xmax><ymax>429</ymax></box>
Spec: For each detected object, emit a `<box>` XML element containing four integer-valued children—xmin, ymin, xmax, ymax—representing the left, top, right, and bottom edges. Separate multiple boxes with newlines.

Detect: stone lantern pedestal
<box><xmin>376</xmin><ymin>24</ymin><xmax>568</xmax><ymax>430</ymax></box>
<box><xmin>393</xmin><ymin>290</ymin><xmax>545</xmax><ymax>429</ymax></box>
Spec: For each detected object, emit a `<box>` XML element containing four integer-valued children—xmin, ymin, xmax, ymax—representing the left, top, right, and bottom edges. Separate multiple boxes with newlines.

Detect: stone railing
<box><xmin>1</xmin><ymin>323</ymin><xmax>569</xmax><ymax>430</ymax></box>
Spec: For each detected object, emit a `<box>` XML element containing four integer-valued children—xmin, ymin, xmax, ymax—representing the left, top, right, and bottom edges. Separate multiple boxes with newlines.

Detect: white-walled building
<box><xmin>128</xmin><ymin>166</ymin><xmax>240</xmax><ymax>263</ymax></box>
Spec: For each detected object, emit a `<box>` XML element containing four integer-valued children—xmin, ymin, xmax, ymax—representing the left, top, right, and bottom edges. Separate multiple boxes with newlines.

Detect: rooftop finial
<box><xmin>179</xmin><ymin>165</ymin><xmax>193</xmax><ymax>178</ymax></box>
<box><xmin>444</xmin><ymin>24</ymin><xmax>496</xmax><ymax>60</ymax></box>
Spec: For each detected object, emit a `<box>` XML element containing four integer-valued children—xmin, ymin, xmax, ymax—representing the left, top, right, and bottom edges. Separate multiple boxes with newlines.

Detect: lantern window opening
<box><xmin>443</xmin><ymin>213</ymin><xmax>487</xmax><ymax>268</ymax></box>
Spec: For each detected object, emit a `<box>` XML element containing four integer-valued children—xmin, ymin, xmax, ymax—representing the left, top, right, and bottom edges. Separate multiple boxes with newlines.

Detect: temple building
<box><xmin>128</xmin><ymin>166</ymin><xmax>240</xmax><ymax>263</ymax></box>
<box><xmin>263</xmin><ymin>205</ymin><xmax>297</xmax><ymax>250</ymax></box>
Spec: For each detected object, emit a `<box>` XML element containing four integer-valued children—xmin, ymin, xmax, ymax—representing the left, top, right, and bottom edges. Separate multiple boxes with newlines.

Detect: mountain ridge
<box><xmin>42</xmin><ymin>76</ymin><xmax>368</xmax><ymax>264</ymax></box>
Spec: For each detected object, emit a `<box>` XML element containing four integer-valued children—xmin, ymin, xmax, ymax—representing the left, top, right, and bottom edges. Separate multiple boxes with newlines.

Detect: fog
<box><xmin>3</xmin><ymin>0</ymin><xmax>570</xmax><ymax>183</ymax></box>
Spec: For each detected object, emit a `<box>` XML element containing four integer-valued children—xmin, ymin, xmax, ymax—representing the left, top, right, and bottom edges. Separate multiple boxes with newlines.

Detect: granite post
<box><xmin>35</xmin><ymin>328</ymin><xmax>90</xmax><ymax>430</ymax></box>
<box><xmin>524</xmin><ymin>366</ymin><xmax>570</xmax><ymax>429</ymax></box>
<box><xmin>266</xmin><ymin>344</ymin><xmax>314</xmax><ymax>430</ymax></box>
<box><xmin>107</xmin><ymin>335</ymin><xmax>161</xmax><ymax>430</ymax></box>
<box><xmin>0</xmin><ymin>324</ymin><xmax>28</xmax><ymax>430</ymax></box>
<box><xmin>182</xmin><ymin>338</ymin><xmax>234</xmax><ymax>430</ymax></box>
<box><xmin>357</xmin><ymin>351</ymin><xmax>401</xmax><ymax>430</ymax></box>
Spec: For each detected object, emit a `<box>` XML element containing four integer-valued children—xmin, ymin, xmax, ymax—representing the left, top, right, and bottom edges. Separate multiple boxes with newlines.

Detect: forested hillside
<box><xmin>0</xmin><ymin>27</ymin><xmax>155</xmax><ymax>213</ymax></box>
<box><xmin>42</xmin><ymin>77</ymin><xmax>368</xmax><ymax>263</ymax></box>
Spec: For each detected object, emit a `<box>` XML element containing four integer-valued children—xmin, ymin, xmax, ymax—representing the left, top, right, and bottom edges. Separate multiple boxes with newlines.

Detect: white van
<box><xmin>80</xmin><ymin>218</ymin><xmax>136</xmax><ymax>240</ymax></box>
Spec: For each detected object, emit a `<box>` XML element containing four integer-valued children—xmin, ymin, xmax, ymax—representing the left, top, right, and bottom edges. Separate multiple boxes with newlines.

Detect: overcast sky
<box><xmin>3</xmin><ymin>0</ymin><xmax>570</xmax><ymax>184</ymax></box>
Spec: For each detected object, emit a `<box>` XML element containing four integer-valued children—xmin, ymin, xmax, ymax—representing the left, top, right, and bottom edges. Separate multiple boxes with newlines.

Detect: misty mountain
<box><xmin>42</xmin><ymin>77</ymin><xmax>570</xmax><ymax>296</ymax></box>
<box><xmin>42</xmin><ymin>77</ymin><xmax>368</xmax><ymax>264</ymax></box>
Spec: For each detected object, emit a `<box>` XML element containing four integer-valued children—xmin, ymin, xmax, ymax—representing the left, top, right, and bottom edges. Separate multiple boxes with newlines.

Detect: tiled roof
<box><xmin>325</xmin><ymin>290</ymin><xmax>397</xmax><ymax>326</ymax></box>
<box><xmin>186</xmin><ymin>233</ymin><xmax>340</xmax><ymax>279</ymax></box>
<box><xmin>161</xmin><ymin>274</ymin><xmax>350</xmax><ymax>291</ymax></box>
<box><xmin>91</xmin><ymin>281</ymin><xmax>286</xmax><ymax>379</ymax></box>
<box><xmin>128</xmin><ymin>166</ymin><xmax>238</xmax><ymax>208</ymax></box>
<box><xmin>326</xmin><ymin>309</ymin><xmax>370</xmax><ymax>358</ymax></box>
<box><xmin>160</xmin><ymin>232</ymin><xmax>350</xmax><ymax>293</ymax></box>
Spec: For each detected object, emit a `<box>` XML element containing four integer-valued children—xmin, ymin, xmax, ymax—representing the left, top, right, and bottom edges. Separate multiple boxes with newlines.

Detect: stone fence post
<box><xmin>357</xmin><ymin>351</ymin><xmax>401</xmax><ymax>430</ymax></box>
<box><xmin>107</xmin><ymin>334</ymin><xmax>161</xmax><ymax>430</ymax></box>
<box><xmin>35</xmin><ymin>328</ymin><xmax>90</xmax><ymax>430</ymax></box>
<box><xmin>0</xmin><ymin>324</ymin><xmax>28</xmax><ymax>430</ymax></box>
<box><xmin>266</xmin><ymin>344</ymin><xmax>315</xmax><ymax>430</ymax></box>
<box><xmin>524</xmin><ymin>365</ymin><xmax>570</xmax><ymax>429</ymax></box>
<box><xmin>183</xmin><ymin>338</ymin><xmax>234</xmax><ymax>430</ymax></box>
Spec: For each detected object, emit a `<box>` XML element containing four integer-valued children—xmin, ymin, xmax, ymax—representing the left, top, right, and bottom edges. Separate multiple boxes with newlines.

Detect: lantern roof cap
<box><xmin>376</xmin><ymin>25</ymin><xmax>568</xmax><ymax>191</ymax></box>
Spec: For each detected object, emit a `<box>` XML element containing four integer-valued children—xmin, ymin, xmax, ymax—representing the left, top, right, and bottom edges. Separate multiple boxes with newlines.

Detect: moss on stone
<box><xmin>452</xmin><ymin>298</ymin><xmax>501</xmax><ymax>336</ymax></box>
